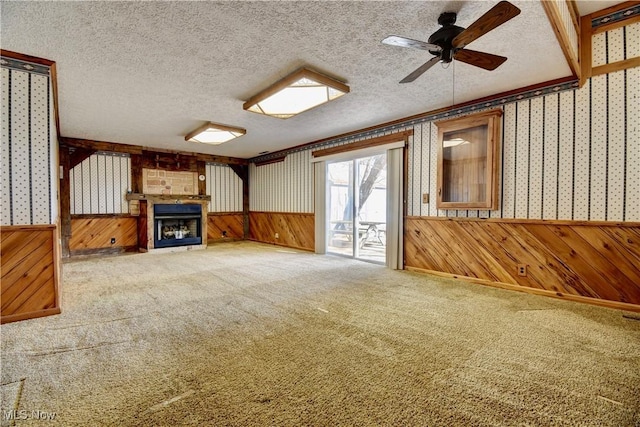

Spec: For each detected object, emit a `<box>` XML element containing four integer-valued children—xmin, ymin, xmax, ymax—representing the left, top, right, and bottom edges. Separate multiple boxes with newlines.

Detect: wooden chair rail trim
<box><xmin>71</xmin><ymin>214</ymin><xmax>135</xmax><ymax>219</ymax></box>
<box><xmin>1</xmin><ymin>224</ymin><xmax>56</xmax><ymax>232</ymax></box>
<box><xmin>404</xmin><ymin>216</ymin><xmax>640</xmax><ymax>227</ymax></box>
<box><xmin>405</xmin><ymin>267</ymin><xmax>640</xmax><ymax>313</ymax></box>
<box><xmin>249</xmin><ymin>211</ymin><xmax>314</xmax><ymax>217</ymax></box>
<box><xmin>208</xmin><ymin>211</ymin><xmax>244</xmax><ymax>216</ymax></box>
<box><xmin>312</xmin><ymin>130</ymin><xmax>413</xmax><ymax>158</ymax></box>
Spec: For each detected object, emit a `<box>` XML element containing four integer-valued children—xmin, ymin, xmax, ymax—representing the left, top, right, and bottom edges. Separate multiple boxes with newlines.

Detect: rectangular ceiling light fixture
<box><xmin>243</xmin><ymin>67</ymin><xmax>350</xmax><ymax>119</ymax></box>
<box><xmin>185</xmin><ymin>122</ymin><xmax>246</xmax><ymax>145</ymax></box>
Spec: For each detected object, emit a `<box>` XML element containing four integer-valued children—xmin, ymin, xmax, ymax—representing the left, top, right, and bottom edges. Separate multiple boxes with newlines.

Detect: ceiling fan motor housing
<box><xmin>428</xmin><ymin>12</ymin><xmax>465</xmax><ymax>62</ymax></box>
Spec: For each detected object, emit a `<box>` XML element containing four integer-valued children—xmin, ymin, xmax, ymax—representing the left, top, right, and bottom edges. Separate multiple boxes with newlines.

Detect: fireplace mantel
<box><xmin>126</xmin><ymin>193</ymin><xmax>211</xmax><ymax>202</ymax></box>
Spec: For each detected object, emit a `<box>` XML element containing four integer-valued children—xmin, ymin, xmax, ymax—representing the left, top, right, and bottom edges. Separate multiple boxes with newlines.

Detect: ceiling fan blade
<box><xmin>454</xmin><ymin>49</ymin><xmax>507</xmax><ymax>70</ymax></box>
<box><xmin>452</xmin><ymin>1</ymin><xmax>521</xmax><ymax>49</ymax></box>
<box><xmin>399</xmin><ymin>56</ymin><xmax>441</xmax><ymax>83</ymax></box>
<box><xmin>382</xmin><ymin>35</ymin><xmax>442</xmax><ymax>53</ymax></box>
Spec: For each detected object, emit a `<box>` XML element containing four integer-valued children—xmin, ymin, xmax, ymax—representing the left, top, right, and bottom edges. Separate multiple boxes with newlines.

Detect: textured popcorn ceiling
<box><xmin>0</xmin><ymin>1</ymin><xmax>609</xmax><ymax>159</ymax></box>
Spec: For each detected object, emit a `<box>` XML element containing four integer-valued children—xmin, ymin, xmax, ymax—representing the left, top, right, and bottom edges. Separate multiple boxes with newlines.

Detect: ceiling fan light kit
<box><xmin>382</xmin><ymin>1</ymin><xmax>521</xmax><ymax>83</ymax></box>
<box><xmin>243</xmin><ymin>67</ymin><xmax>350</xmax><ymax>119</ymax></box>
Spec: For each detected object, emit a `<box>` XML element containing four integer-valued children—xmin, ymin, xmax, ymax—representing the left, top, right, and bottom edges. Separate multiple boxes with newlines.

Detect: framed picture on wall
<box><xmin>435</xmin><ymin>109</ymin><xmax>502</xmax><ymax>210</ymax></box>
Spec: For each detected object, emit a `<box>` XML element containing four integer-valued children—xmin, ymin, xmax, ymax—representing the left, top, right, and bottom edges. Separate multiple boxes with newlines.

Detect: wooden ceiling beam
<box><xmin>60</xmin><ymin>137</ymin><xmax>248</xmax><ymax>165</ymax></box>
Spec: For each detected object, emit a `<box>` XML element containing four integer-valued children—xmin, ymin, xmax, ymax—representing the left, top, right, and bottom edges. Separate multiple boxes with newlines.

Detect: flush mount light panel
<box><xmin>185</xmin><ymin>122</ymin><xmax>246</xmax><ymax>145</ymax></box>
<box><xmin>243</xmin><ymin>67</ymin><xmax>350</xmax><ymax>119</ymax></box>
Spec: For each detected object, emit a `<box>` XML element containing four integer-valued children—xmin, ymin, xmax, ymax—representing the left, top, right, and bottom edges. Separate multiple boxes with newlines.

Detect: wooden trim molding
<box><xmin>208</xmin><ymin>211</ymin><xmax>244</xmax><ymax>216</ymax></box>
<box><xmin>541</xmin><ymin>0</ymin><xmax>581</xmax><ymax>80</ymax></box>
<box><xmin>406</xmin><ymin>266</ymin><xmax>640</xmax><ymax>313</ymax></box>
<box><xmin>567</xmin><ymin>0</ymin><xmax>581</xmax><ymax>35</ymax></box>
<box><xmin>1</xmin><ymin>308</ymin><xmax>62</xmax><ymax>325</ymax></box>
<box><xmin>589</xmin><ymin>1</ymin><xmax>640</xmax><ymax>34</ymax></box>
<box><xmin>71</xmin><ymin>213</ymin><xmax>136</xmax><ymax>219</ymax></box>
<box><xmin>312</xmin><ymin>130</ymin><xmax>413</xmax><ymax>158</ymax></box>
<box><xmin>197</xmin><ymin>160</ymin><xmax>207</xmax><ymax>195</ymax></box>
<box><xmin>0</xmin><ymin>49</ymin><xmax>54</xmax><ymax>66</ymax></box>
<box><xmin>60</xmin><ymin>137</ymin><xmax>248</xmax><ymax>165</ymax></box>
<box><xmin>404</xmin><ymin>215</ymin><xmax>640</xmax><ymax>227</ymax></box>
<box><xmin>579</xmin><ymin>14</ymin><xmax>593</xmax><ymax>87</ymax></box>
<box><xmin>229</xmin><ymin>164</ymin><xmax>250</xmax><ymax>238</ymax></box>
<box><xmin>250</xmin><ymin>211</ymin><xmax>314</xmax><ymax>216</ymax></box>
<box><xmin>592</xmin><ymin>57</ymin><xmax>640</xmax><ymax>77</ymax></box>
<box><xmin>435</xmin><ymin>109</ymin><xmax>502</xmax><ymax>210</ymax></box>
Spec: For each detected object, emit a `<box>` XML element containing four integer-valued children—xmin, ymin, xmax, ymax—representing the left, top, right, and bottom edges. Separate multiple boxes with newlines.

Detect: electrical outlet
<box><xmin>517</xmin><ymin>264</ymin><xmax>527</xmax><ymax>277</ymax></box>
<box><xmin>422</xmin><ymin>193</ymin><xmax>429</xmax><ymax>204</ymax></box>
<box><xmin>275</xmin><ymin>233</ymin><xmax>279</xmax><ymax>239</ymax></box>
<box><xmin>110</xmin><ymin>237</ymin><xmax>116</xmax><ymax>244</ymax></box>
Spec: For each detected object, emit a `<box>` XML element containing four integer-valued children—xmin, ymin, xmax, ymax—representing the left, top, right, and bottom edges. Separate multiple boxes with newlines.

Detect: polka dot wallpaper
<box><xmin>1</xmin><ymin>67</ymin><xmax>53</xmax><ymax>226</ymax></box>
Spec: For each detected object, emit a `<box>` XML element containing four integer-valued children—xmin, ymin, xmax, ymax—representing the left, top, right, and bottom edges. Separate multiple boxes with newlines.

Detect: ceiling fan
<box><xmin>382</xmin><ymin>1</ymin><xmax>521</xmax><ymax>83</ymax></box>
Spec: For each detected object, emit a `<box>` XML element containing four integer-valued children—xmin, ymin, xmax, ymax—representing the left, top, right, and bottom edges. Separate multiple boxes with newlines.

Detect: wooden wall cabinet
<box><xmin>436</xmin><ymin>109</ymin><xmax>502</xmax><ymax>210</ymax></box>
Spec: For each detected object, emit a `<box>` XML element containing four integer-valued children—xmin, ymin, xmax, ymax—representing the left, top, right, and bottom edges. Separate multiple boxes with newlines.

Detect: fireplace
<box><xmin>153</xmin><ymin>204</ymin><xmax>202</xmax><ymax>248</ymax></box>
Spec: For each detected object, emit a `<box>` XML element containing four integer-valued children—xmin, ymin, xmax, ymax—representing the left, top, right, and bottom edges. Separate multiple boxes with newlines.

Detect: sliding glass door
<box><xmin>327</xmin><ymin>154</ymin><xmax>387</xmax><ymax>263</ymax></box>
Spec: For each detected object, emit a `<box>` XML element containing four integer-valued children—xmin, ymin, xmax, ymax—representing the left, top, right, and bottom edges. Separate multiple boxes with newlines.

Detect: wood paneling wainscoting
<box><xmin>70</xmin><ymin>214</ymin><xmax>138</xmax><ymax>256</ymax></box>
<box><xmin>249</xmin><ymin>211</ymin><xmax>314</xmax><ymax>251</ymax></box>
<box><xmin>405</xmin><ymin>217</ymin><xmax>640</xmax><ymax>312</ymax></box>
<box><xmin>1</xmin><ymin>225</ymin><xmax>61</xmax><ymax>323</ymax></box>
<box><xmin>208</xmin><ymin>212</ymin><xmax>244</xmax><ymax>242</ymax></box>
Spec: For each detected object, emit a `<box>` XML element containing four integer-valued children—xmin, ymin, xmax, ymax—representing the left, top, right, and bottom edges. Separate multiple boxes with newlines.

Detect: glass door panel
<box><xmin>326</xmin><ymin>154</ymin><xmax>387</xmax><ymax>264</ymax></box>
<box><xmin>327</xmin><ymin>160</ymin><xmax>354</xmax><ymax>257</ymax></box>
<box><xmin>356</xmin><ymin>154</ymin><xmax>386</xmax><ymax>263</ymax></box>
